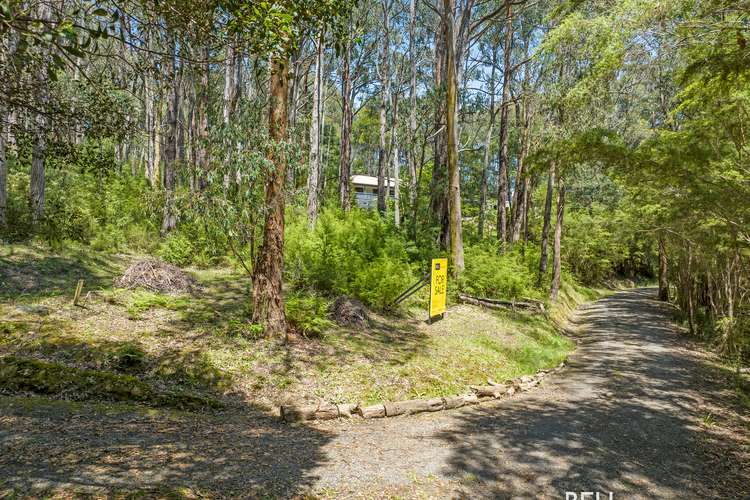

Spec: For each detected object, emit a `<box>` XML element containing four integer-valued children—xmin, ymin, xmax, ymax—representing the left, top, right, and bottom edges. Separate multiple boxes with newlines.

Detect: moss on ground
<box><xmin>0</xmin><ymin>356</ymin><xmax>222</xmax><ymax>410</ymax></box>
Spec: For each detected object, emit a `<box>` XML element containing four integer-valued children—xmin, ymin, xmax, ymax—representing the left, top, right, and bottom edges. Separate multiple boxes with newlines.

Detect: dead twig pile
<box><xmin>329</xmin><ymin>296</ymin><xmax>369</xmax><ymax>327</ymax></box>
<box><xmin>114</xmin><ymin>259</ymin><xmax>198</xmax><ymax>294</ymax></box>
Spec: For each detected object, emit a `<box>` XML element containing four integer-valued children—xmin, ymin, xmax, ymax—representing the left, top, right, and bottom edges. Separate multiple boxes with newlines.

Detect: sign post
<box><xmin>429</xmin><ymin>258</ymin><xmax>448</xmax><ymax>321</ymax></box>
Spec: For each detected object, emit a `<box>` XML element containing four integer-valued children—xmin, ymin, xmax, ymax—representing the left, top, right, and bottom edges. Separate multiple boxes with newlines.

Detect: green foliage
<box><xmin>2</xmin><ymin>141</ymin><xmax>159</xmax><ymax>251</ymax></box>
<box><xmin>223</xmin><ymin>0</ymin><xmax>354</xmax><ymax>56</ymax></box>
<box><xmin>285</xmin><ymin>293</ymin><xmax>334</xmax><ymax>337</ymax></box>
<box><xmin>158</xmin><ymin>231</ymin><xmax>197</xmax><ymax>267</ymax></box>
<box><xmin>157</xmin><ymin>217</ymin><xmax>230</xmax><ymax>268</ymax></box>
<box><xmin>109</xmin><ymin>342</ymin><xmax>147</xmax><ymax>372</ymax></box>
<box><xmin>285</xmin><ymin>208</ymin><xmax>417</xmax><ymax>310</ymax></box>
<box><xmin>562</xmin><ymin>204</ymin><xmax>648</xmax><ymax>284</ymax></box>
<box><xmin>221</xmin><ymin>319</ymin><xmax>265</xmax><ymax>340</ymax></box>
<box><xmin>458</xmin><ymin>244</ymin><xmax>543</xmax><ymax>300</ymax></box>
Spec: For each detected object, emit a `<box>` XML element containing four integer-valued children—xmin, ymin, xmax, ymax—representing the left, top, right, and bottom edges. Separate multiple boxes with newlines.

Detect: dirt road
<box><xmin>1</xmin><ymin>288</ymin><xmax>748</xmax><ymax>498</ymax></box>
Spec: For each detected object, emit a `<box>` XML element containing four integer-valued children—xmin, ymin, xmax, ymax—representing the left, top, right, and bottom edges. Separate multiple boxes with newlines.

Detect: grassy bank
<box><xmin>0</xmin><ymin>244</ymin><xmax>604</xmax><ymax>411</ymax></box>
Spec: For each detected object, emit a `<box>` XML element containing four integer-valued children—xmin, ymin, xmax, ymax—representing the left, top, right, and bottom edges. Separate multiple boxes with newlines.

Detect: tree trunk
<box><xmin>539</xmin><ymin>162</ymin><xmax>555</xmax><ymax>277</ymax></box>
<box><xmin>478</xmin><ymin>47</ymin><xmax>497</xmax><ymax>240</ymax></box>
<box><xmin>339</xmin><ymin>21</ymin><xmax>353</xmax><ymax>211</ymax></box>
<box><xmin>187</xmin><ymin>91</ymin><xmax>197</xmax><ymax>191</ymax></box>
<box><xmin>31</xmin><ymin>9</ymin><xmax>50</xmax><ymax>226</ymax></box>
<box><xmin>144</xmin><ymin>30</ymin><xmax>158</xmax><ymax>186</ymax></box>
<box><xmin>430</xmin><ymin>25</ymin><xmax>449</xmax><ymax>248</ymax></box>
<box><xmin>307</xmin><ymin>29</ymin><xmax>325</xmax><ymax>226</ymax></box>
<box><xmin>523</xmin><ymin>179</ymin><xmax>531</xmax><ymax>244</ymax></box>
<box><xmin>511</xmin><ymin>95</ymin><xmax>530</xmax><ymax>243</ymax></box>
<box><xmin>222</xmin><ymin>43</ymin><xmax>238</xmax><ymax>124</ymax></box>
<box><xmin>0</xmin><ymin>105</ymin><xmax>6</xmax><ymax>229</ymax></box>
<box><xmin>549</xmin><ymin>176</ymin><xmax>565</xmax><ymax>301</ymax></box>
<box><xmin>161</xmin><ymin>38</ymin><xmax>180</xmax><ymax>235</ymax></box>
<box><xmin>658</xmin><ymin>235</ymin><xmax>669</xmax><ymax>301</ymax></box>
<box><xmin>195</xmin><ymin>45</ymin><xmax>210</xmax><ymax>190</ymax></box>
<box><xmin>252</xmin><ymin>56</ymin><xmax>289</xmax><ymax>340</ymax></box>
<box><xmin>30</xmin><ymin>115</ymin><xmax>46</xmax><ymax>223</ymax></box>
<box><xmin>685</xmin><ymin>246</ymin><xmax>695</xmax><ymax>334</ymax></box>
<box><xmin>496</xmin><ymin>1</ymin><xmax>513</xmax><ymax>244</ymax></box>
<box><xmin>392</xmin><ymin>88</ymin><xmax>400</xmax><ymax>226</ymax></box>
<box><xmin>0</xmin><ymin>23</ymin><xmax>18</xmax><ymax>228</ymax></box>
<box><xmin>177</xmin><ymin>98</ymin><xmax>186</xmax><ymax>164</ymax></box>
<box><xmin>510</xmin><ymin>30</ymin><xmax>531</xmax><ymax>243</ymax></box>
<box><xmin>444</xmin><ymin>0</ymin><xmax>464</xmax><ymax>274</ymax></box>
<box><xmin>408</xmin><ymin>0</ymin><xmax>418</xmax><ymax>237</ymax></box>
<box><xmin>289</xmin><ymin>45</ymin><xmax>304</xmax><ymax>132</ymax></box>
<box><xmin>222</xmin><ymin>41</ymin><xmax>238</xmax><ymax>193</ymax></box>
<box><xmin>377</xmin><ymin>2</ymin><xmax>390</xmax><ymax>215</ymax></box>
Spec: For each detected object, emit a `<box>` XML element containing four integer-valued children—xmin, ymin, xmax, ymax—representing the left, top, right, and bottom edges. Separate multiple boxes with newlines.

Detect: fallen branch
<box><xmin>458</xmin><ymin>293</ymin><xmax>545</xmax><ymax>313</ymax></box>
<box><xmin>384</xmin><ymin>397</ymin><xmax>444</xmax><ymax>417</ymax></box>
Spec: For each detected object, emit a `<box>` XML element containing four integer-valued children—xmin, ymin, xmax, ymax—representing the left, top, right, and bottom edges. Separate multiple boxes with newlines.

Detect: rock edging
<box><xmin>279</xmin><ymin>360</ymin><xmax>566</xmax><ymax>422</ymax></box>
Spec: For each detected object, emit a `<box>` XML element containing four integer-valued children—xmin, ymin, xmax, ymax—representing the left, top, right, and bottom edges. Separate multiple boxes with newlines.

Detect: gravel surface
<box><xmin>1</xmin><ymin>288</ymin><xmax>748</xmax><ymax>498</ymax></box>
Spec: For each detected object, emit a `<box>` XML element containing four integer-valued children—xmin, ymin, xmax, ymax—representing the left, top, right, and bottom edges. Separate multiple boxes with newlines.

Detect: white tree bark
<box><xmin>408</xmin><ymin>0</ymin><xmax>418</xmax><ymax>233</ymax></box>
<box><xmin>307</xmin><ymin>30</ymin><xmax>325</xmax><ymax>227</ymax></box>
<box><xmin>377</xmin><ymin>0</ymin><xmax>391</xmax><ymax>215</ymax></box>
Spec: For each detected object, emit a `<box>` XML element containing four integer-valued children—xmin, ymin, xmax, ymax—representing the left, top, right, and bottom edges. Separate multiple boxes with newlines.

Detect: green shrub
<box><xmin>353</xmin><ymin>256</ymin><xmax>419</xmax><ymax>310</ymax></box>
<box><xmin>459</xmin><ymin>243</ymin><xmax>543</xmax><ymax>300</ymax></box>
<box><xmin>1</xmin><ymin>143</ymin><xmax>159</xmax><ymax>250</ymax></box>
<box><xmin>285</xmin><ymin>293</ymin><xmax>334</xmax><ymax>337</ymax></box>
<box><xmin>285</xmin><ymin>208</ymin><xmax>417</xmax><ymax>310</ymax></box>
<box><xmin>156</xmin><ymin>217</ymin><xmax>230</xmax><ymax>268</ymax></box>
<box><xmin>158</xmin><ymin>232</ymin><xmax>196</xmax><ymax>267</ymax></box>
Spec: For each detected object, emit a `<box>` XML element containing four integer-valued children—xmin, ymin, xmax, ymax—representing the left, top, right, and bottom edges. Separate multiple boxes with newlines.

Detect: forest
<box><xmin>1</xmin><ymin>0</ymin><xmax>749</xmax><ymax>402</ymax></box>
<box><xmin>0</xmin><ymin>0</ymin><xmax>749</xmax><ymax>496</ymax></box>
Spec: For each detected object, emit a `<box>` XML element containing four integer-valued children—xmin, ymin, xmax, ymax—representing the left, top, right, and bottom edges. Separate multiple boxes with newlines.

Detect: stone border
<box><xmin>279</xmin><ymin>360</ymin><xmax>566</xmax><ymax>422</ymax></box>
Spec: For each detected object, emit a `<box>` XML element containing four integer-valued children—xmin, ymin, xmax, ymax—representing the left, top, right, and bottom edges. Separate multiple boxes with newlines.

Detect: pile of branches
<box><xmin>329</xmin><ymin>296</ymin><xmax>369</xmax><ymax>327</ymax></box>
<box><xmin>114</xmin><ymin>259</ymin><xmax>198</xmax><ymax>294</ymax></box>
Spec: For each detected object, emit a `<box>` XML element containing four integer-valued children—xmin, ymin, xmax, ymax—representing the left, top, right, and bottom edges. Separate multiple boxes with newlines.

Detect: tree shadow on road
<box><xmin>0</xmin><ymin>395</ymin><xmax>335</xmax><ymax>497</ymax></box>
<box><xmin>436</xmin><ymin>288</ymin><xmax>750</xmax><ymax>499</ymax></box>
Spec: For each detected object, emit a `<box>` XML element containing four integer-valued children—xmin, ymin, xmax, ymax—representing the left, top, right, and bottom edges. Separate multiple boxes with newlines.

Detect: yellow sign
<box><xmin>429</xmin><ymin>258</ymin><xmax>448</xmax><ymax>317</ymax></box>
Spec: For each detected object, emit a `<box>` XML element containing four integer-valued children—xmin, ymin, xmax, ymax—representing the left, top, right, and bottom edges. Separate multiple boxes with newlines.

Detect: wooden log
<box><xmin>443</xmin><ymin>394</ymin><xmax>480</xmax><ymax>409</ymax></box>
<box><xmin>442</xmin><ymin>395</ymin><xmax>466</xmax><ymax>409</ymax></box>
<box><xmin>520</xmin><ymin>380</ymin><xmax>540</xmax><ymax>391</ymax></box>
<box><xmin>470</xmin><ymin>385</ymin><xmax>506</xmax><ymax>398</ymax></box>
<box><xmin>73</xmin><ymin>279</ymin><xmax>84</xmax><ymax>306</ymax></box>
<box><xmin>280</xmin><ymin>403</ymin><xmax>339</xmax><ymax>422</ymax></box>
<box><xmin>357</xmin><ymin>403</ymin><xmax>386</xmax><ymax>419</ymax></box>
<box><xmin>337</xmin><ymin>403</ymin><xmax>358</xmax><ymax>418</ymax></box>
<box><xmin>384</xmin><ymin>398</ymin><xmax>444</xmax><ymax>417</ymax></box>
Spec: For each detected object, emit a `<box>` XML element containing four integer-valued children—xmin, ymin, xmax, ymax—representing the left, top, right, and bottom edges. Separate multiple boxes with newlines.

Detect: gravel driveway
<box><xmin>1</xmin><ymin>288</ymin><xmax>748</xmax><ymax>498</ymax></box>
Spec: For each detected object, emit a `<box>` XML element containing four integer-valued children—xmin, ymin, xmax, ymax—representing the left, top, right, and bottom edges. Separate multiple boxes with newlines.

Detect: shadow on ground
<box><xmin>437</xmin><ymin>289</ymin><xmax>750</xmax><ymax>498</ymax></box>
<box><xmin>0</xmin><ymin>250</ymin><xmax>126</xmax><ymax>301</ymax></box>
<box><xmin>0</xmin><ymin>395</ymin><xmax>335</xmax><ymax>497</ymax></box>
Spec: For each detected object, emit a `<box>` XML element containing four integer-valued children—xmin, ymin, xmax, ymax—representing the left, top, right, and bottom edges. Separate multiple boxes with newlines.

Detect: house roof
<box><xmin>351</xmin><ymin>174</ymin><xmax>398</xmax><ymax>188</ymax></box>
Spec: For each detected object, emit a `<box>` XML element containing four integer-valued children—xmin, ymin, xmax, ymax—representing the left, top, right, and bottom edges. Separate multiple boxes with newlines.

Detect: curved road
<box><xmin>2</xmin><ymin>288</ymin><xmax>748</xmax><ymax>498</ymax></box>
